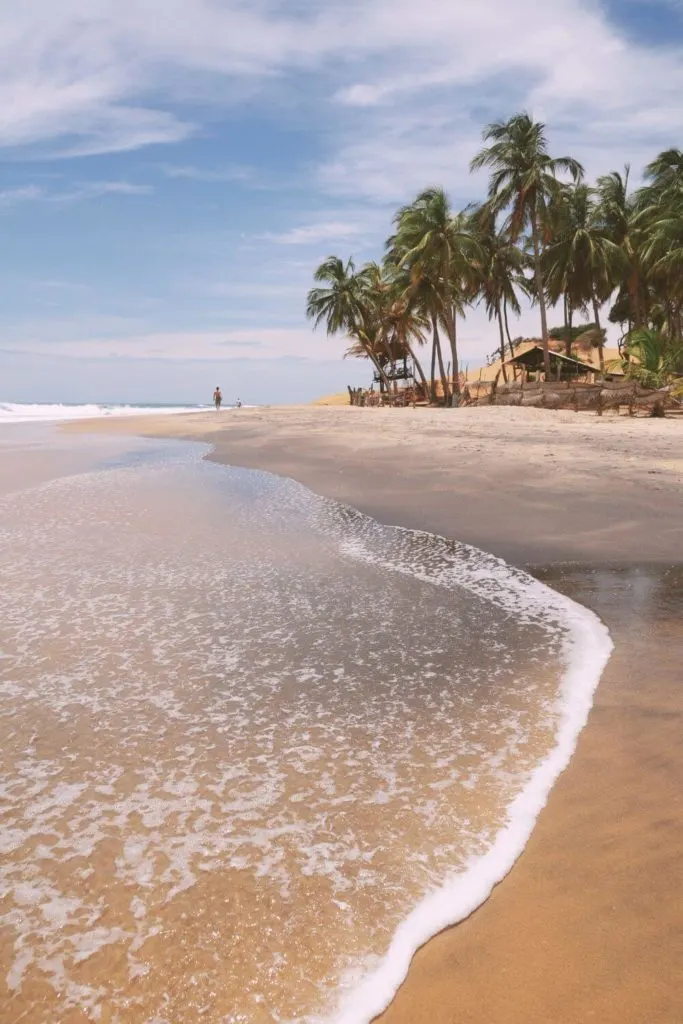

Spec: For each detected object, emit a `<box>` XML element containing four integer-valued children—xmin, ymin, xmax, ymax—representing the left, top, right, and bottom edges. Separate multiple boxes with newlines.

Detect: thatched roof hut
<box><xmin>505</xmin><ymin>345</ymin><xmax>599</xmax><ymax>379</ymax></box>
<box><xmin>463</xmin><ymin>340</ymin><xmax>624</xmax><ymax>385</ymax></box>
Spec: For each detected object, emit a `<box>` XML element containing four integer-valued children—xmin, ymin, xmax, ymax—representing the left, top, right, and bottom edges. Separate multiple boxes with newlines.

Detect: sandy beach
<box><xmin>64</xmin><ymin>405</ymin><xmax>683</xmax><ymax>1022</ymax></box>
<box><xmin>67</xmin><ymin>404</ymin><xmax>683</xmax><ymax>564</ymax></box>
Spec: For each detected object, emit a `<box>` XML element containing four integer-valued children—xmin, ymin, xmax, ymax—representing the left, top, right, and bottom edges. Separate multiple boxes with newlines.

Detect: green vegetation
<box><xmin>306</xmin><ymin>113</ymin><xmax>683</xmax><ymax>406</ymax></box>
<box><xmin>610</xmin><ymin>329</ymin><xmax>683</xmax><ymax>392</ymax></box>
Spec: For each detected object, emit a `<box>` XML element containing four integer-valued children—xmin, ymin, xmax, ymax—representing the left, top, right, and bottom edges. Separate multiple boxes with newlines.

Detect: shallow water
<box><xmin>0</xmin><ymin>431</ymin><xmax>609</xmax><ymax>1023</ymax></box>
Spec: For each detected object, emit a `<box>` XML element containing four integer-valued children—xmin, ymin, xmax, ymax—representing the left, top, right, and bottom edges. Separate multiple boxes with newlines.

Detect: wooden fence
<box><xmin>347</xmin><ymin>378</ymin><xmax>678</xmax><ymax>414</ymax></box>
<box><xmin>347</xmin><ymin>384</ymin><xmax>427</xmax><ymax>407</ymax></box>
<box><xmin>468</xmin><ymin>377</ymin><xmax>673</xmax><ymax>416</ymax></box>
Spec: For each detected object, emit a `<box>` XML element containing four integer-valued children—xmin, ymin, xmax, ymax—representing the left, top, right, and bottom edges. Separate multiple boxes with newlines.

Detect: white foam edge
<box><xmin>0</xmin><ymin>403</ymin><xmax>203</xmax><ymax>424</ymax></box>
<box><xmin>326</xmin><ymin>528</ymin><xmax>613</xmax><ymax>1024</ymax></box>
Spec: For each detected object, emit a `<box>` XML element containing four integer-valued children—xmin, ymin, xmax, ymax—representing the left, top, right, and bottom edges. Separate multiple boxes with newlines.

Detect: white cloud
<box><xmin>1</xmin><ymin>294</ymin><xmax>620</xmax><ymax>371</ymax></box>
<box><xmin>162</xmin><ymin>164</ymin><xmax>253</xmax><ymax>183</ymax></box>
<box><xmin>2</xmin><ymin>0</ymin><xmax>682</xmax><ymax>181</ymax></box>
<box><xmin>0</xmin><ymin>0</ymin><xmax>679</xmax><ymax>388</ymax></box>
<box><xmin>0</xmin><ymin>180</ymin><xmax>150</xmax><ymax>207</ymax></box>
<box><xmin>0</xmin><ymin>325</ymin><xmax>351</xmax><ymax>363</ymax></box>
<box><xmin>202</xmin><ymin>281</ymin><xmax>306</xmax><ymax>300</ymax></box>
<box><xmin>0</xmin><ymin>185</ymin><xmax>45</xmax><ymax>206</ymax></box>
<box><xmin>317</xmin><ymin>0</ymin><xmax>683</xmax><ymax>202</ymax></box>
<box><xmin>263</xmin><ymin>221</ymin><xmax>369</xmax><ymax>246</ymax></box>
<box><xmin>0</xmin><ymin>0</ymin><xmax>326</xmax><ymax>157</ymax></box>
<box><xmin>66</xmin><ymin>180</ymin><xmax>152</xmax><ymax>199</ymax></box>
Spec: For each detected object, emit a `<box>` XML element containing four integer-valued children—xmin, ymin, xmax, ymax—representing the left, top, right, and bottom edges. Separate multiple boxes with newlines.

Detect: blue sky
<box><xmin>1</xmin><ymin>0</ymin><xmax>683</xmax><ymax>405</ymax></box>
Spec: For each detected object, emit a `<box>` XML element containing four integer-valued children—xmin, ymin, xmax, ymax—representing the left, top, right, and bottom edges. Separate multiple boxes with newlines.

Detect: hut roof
<box><xmin>505</xmin><ymin>345</ymin><xmax>597</xmax><ymax>373</ymax></box>
<box><xmin>463</xmin><ymin>340</ymin><xmax>624</xmax><ymax>383</ymax></box>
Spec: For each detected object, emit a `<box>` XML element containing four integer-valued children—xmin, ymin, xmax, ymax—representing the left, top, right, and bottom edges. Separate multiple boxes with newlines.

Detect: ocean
<box><xmin>0</xmin><ymin>403</ymin><xmax>207</xmax><ymax>424</ymax></box>
<box><xmin>0</xmin><ymin>427</ymin><xmax>612</xmax><ymax>1023</ymax></box>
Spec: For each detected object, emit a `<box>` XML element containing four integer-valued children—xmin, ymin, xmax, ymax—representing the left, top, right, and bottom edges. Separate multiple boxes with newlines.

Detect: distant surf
<box><xmin>0</xmin><ymin>402</ymin><xmax>205</xmax><ymax>424</ymax></box>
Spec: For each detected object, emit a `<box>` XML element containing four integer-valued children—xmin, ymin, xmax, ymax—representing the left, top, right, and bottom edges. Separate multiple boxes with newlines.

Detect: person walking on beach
<box><xmin>213</xmin><ymin>386</ymin><xmax>222</xmax><ymax>413</ymax></box>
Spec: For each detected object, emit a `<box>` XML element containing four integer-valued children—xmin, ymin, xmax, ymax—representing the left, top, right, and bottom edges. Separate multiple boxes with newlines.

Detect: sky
<box><xmin>1</xmin><ymin>0</ymin><xmax>683</xmax><ymax>405</ymax></box>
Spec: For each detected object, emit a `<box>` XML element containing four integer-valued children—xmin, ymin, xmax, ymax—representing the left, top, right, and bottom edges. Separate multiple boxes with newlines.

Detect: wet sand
<box><xmin>65</xmin><ymin>405</ymin><xmax>683</xmax><ymax>565</ymax></box>
<box><xmin>379</xmin><ymin>564</ymin><xmax>683</xmax><ymax>1024</ymax></box>
<box><xmin>67</xmin><ymin>407</ymin><xmax>683</xmax><ymax>1022</ymax></box>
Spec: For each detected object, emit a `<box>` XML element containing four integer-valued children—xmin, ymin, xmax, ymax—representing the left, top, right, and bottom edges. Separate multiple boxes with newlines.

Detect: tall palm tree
<box><xmin>355</xmin><ymin>260</ymin><xmax>397</xmax><ymax>384</ymax></box>
<box><xmin>306</xmin><ymin>256</ymin><xmax>391</xmax><ymax>388</ymax></box>
<box><xmin>469</xmin><ymin>207</ymin><xmax>525</xmax><ymax>379</ymax></box>
<box><xmin>594</xmin><ymin>167</ymin><xmax>646</xmax><ymax>333</ymax></box>
<box><xmin>543</xmin><ymin>183</ymin><xmax>624</xmax><ymax>370</ymax></box>
<box><xmin>356</xmin><ymin>261</ymin><xmax>432</xmax><ymax>396</ymax></box>
<box><xmin>637</xmin><ymin>151</ymin><xmax>683</xmax><ymax>340</ymax></box>
<box><xmin>471</xmin><ymin>113</ymin><xmax>584</xmax><ymax>377</ymax></box>
<box><xmin>382</xmin><ymin>295</ymin><xmax>431</xmax><ymax>393</ymax></box>
<box><xmin>388</xmin><ymin>187</ymin><xmax>479</xmax><ymax>406</ymax></box>
<box><xmin>393</xmin><ymin>265</ymin><xmax>450</xmax><ymax>404</ymax></box>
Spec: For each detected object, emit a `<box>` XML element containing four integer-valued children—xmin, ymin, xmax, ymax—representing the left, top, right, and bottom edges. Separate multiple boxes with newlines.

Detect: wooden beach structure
<box><xmin>504</xmin><ymin>345</ymin><xmax>604</xmax><ymax>382</ymax></box>
<box><xmin>345</xmin><ymin>338</ymin><xmax>677</xmax><ymax>416</ymax></box>
<box><xmin>347</xmin><ymin>356</ymin><xmax>427</xmax><ymax>407</ymax></box>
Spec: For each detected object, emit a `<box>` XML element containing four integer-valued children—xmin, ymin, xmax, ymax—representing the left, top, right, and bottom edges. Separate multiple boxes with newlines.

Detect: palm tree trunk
<box><xmin>497</xmin><ymin>306</ymin><xmax>508</xmax><ymax>382</ymax></box>
<box><xmin>362</xmin><ymin>342</ymin><xmax>392</xmax><ymax>391</ymax></box>
<box><xmin>382</xmin><ymin>332</ymin><xmax>398</xmax><ymax>397</ymax></box>
<box><xmin>564</xmin><ymin>293</ymin><xmax>572</xmax><ymax>358</ymax></box>
<box><xmin>629</xmin><ymin>270</ymin><xmax>643</xmax><ymax>329</ymax></box>
<box><xmin>430</xmin><ymin>326</ymin><xmax>437</xmax><ymax>403</ymax></box>
<box><xmin>405</xmin><ymin>342</ymin><xmax>429</xmax><ymax>397</ymax></box>
<box><xmin>503</xmin><ymin>297</ymin><xmax>517</xmax><ymax>378</ymax></box>
<box><xmin>592</xmin><ymin>294</ymin><xmax>605</xmax><ymax>373</ymax></box>
<box><xmin>530</xmin><ymin>207</ymin><xmax>551</xmax><ymax>377</ymax></box>
<box><xmin>444</xmin><ymin>306</ymin><xmax>459</xmax><ymax>407</ymax></box>
<box><xmin>432</xmin><ymin>316</ymin><xmax>449</xmax><ymax>405</ymax></box>
<box><xmin>567</xmin><ymin>306</ymin><xmax>573</xmax><ymax>372</ymax></box>
<box><xmin>503</xmin><ymin>296</ymin><xmax>516</xmax><ymax>360</ymax></box>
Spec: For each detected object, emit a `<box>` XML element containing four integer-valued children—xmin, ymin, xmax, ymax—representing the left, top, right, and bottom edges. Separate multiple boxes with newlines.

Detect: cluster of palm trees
<box><xmin>306</xmin><ymin>112</ymin><xmax>683</xmax><ymax>406</ymax></box>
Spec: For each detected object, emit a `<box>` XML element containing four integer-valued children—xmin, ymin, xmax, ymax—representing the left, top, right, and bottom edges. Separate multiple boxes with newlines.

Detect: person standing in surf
<box><xmin>213</xmin><ymin>386</ymin><xmax>222</xmax><ymax>413</ymax></box>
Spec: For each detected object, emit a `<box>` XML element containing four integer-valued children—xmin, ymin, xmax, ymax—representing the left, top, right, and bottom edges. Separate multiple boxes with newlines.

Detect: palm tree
<box><xmin>387</xmin><ymin>260</ymin><xmax>449</xmax><ymax>404</ymax></box>
<box><xmin>388</xmin><ymin>187</ymin><xmax>479</xmax><ymax>406</ymax></box>
<box><xmin>543</xmin><ymin>183</ymin><xmax>624</xmax><ymax>370</ymax></box>
<box><xmin>471</xmin><ymin>113</ymin><xmax>584</xmax><ymax>377</ymax></box>
<box><xmin>355</xmin><ymin>261</ymin><xmax>397</xmax><ymax>385</ymax></box>
<box><xmin>643</xmin><ymin>148</ymin><xmax>683</xmax><ymax>194</ymax></box>
<box><xmin>594</xmin><ymin>167</ymin><xmax>647</xmax><ymax>334</ymax></box>
<box><xmin>616</xmin><ymin>328</ymin><xmax>683</xmax><ymax>405</ymax></box>
<box><xmin>382</xmin><ymin>295</ymin><xmax>431</xmax><ymax>394</ymax></box>
<box><xmin>469</xmin><ymin>207</ymin><xmax>526</xmax><ymax>379</ymax></box>
<box><xmin>306</xmin><ymin>256</ymin><xmax>392</xmax><ymax>388</ymax></box>
<box><xmin>637</xmin><ymin>151</ymin><xmax>683</xmax><ymax>340</ymax></box>
<box><xmin>356</xmin><ymin>261</ymin><xmax>432</xmax><ymax>397</ymax></box>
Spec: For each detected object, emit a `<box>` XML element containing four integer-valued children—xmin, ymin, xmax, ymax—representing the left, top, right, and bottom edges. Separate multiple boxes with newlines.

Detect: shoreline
<box><xmin>64</xmin><ymin>405</ymin><xmax>683</xmax><ymax>565</ymax></box>
<box><xmin>65</xmin><ymin>407</ymin><xmax>683</xmax><ymax>1022</ymax></box>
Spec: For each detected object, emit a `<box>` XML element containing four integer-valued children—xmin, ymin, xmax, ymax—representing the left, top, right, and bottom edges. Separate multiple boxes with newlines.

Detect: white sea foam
<box><xmin>0</xmin><ymin>402</ymin><xmax>202</xmax><ymax>423</ymax></box>
<box><xmin>0</xmin><ymin>447</ymin><xmax>613</xmax><ymax>1023</ymax></box>
<box><xmin>322</xmin><ymin>526</ymin><xmax>613</xmax><ymax>1024</ymax></box>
